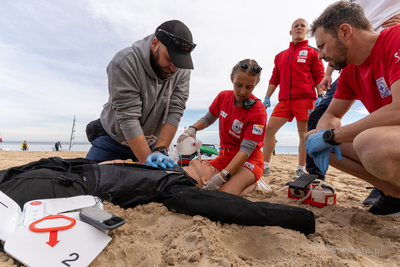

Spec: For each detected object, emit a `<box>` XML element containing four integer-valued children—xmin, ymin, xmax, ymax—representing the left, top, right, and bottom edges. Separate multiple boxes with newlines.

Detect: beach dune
<box><xmin>0</xmin><ymin>151</ymin><xmax>399</xmax><ymax>267</ymax></box>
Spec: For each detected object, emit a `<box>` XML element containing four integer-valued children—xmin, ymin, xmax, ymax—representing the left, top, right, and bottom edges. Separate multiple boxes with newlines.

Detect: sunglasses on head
<box><xmin>158</xmin><ymin>29</ymin><xmax>197</xmax><ymax>52</ymax></box>
<box><xmin>239</xmin><ymin>62</ymin><xmax>262</xmax><ymax>74</ymax></box>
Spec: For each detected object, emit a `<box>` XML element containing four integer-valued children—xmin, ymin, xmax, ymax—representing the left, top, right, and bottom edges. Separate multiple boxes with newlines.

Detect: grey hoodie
<box><xmin>100</xmin><ymin>34</ymin><xmax>190</xmax><ymax>146</ymax></box>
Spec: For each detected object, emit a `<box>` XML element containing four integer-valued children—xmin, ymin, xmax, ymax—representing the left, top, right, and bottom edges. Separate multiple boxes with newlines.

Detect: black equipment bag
<box><xmin>83</xmin><ymin>164</ymin><xmax>197</xmax><ymax>208</ymax></box>
<box><xmin>0</xmin><ymin>157</ymin><xmax>95</xmax><ymax>209</ymax></box>
<box><xmin>162</xmin><ymin>186</ymin><xmax>315</xmax><ymax>235</ymax></box>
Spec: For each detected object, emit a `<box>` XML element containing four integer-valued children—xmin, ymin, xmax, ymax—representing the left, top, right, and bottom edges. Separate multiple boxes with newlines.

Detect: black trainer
<box><xmin>367</xmin><ymin>191</ymin><xmax>400</xmax><ymax>216</ymax></box>
<box><xmin>362</xmin><ymin>187</ymin><xmax>381</xmax><ymax>205</ymax></box>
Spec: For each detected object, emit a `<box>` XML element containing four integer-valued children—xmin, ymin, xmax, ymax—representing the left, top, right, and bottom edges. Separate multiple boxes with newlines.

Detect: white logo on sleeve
<box><xmin>220</xmin><ymin>110</ymin><xmax>227</xmax><ymax>118</ymax></box>
<box><xmin>252</xmin><ymin>125</ymin><xmax>264</xmax><ymax>135</ymax></box>
<box><xmin>376</xmin><ymin>77</ymin><xmax>391</xmax><ymax>98</ymax></box>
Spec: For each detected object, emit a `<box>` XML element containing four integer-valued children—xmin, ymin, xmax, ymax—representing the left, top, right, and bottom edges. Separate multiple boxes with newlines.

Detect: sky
<box><xmin>0</xmin><ymin>0</ymin><xmax>368</xmax><ymax>146</ymax></box>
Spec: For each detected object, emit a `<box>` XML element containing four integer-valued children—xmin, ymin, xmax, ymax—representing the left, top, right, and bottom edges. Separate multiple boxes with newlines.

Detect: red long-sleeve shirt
<box><xmin>269</xmin><ymin>39</ymin><xmax>325</xmax><ymax>101</ymax></box>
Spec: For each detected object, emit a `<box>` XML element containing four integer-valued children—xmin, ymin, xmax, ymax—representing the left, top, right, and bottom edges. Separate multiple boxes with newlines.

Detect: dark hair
<box><xmin>310</xmin><ymin>1</ymin><xmax>372</xmax><ymax>38</ymax></box>
<box><xmin>231</xmin><ymin>59</ymin><xmax>262</xmax><ymax>83</ymax></box>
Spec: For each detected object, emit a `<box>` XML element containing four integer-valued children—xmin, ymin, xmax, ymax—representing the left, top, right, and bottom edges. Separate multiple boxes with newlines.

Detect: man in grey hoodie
<box><xmin>86</xmin><ymin>20</ymin><xmax>196</xmax><ymax>168</ymax></box>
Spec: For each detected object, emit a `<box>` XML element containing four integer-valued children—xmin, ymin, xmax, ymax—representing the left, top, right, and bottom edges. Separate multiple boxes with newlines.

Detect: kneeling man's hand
<box><xmin>145</xmin><ymin>153</ymin><xmax>177</xmax><ymax>169</ymax></box>
<box><xmin>306</xmin><ymin>129</ymin><xmax>343</xmax><ymax>174</ymax></box>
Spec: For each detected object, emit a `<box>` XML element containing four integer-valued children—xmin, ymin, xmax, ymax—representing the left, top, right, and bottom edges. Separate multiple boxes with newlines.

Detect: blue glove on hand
<box><xmin>145</xmin><ymin>153</ymin><xmax>177</xmax><ymax>169</ymax></box>
<box><xmin>203</xmin><ymin>172</ymin><xmax>226</xmax><ymax>190</ymax></box>
<box><xmin>263</xmin><ymin>96</ymin><xmax>271</xmax><ymax>109</ymax></box>
<box><xmin>314</xmin><ymin>96</ymin><xmax>323</xmax><ymax>107</ymax></box>
<box><xmin>306</xmin><ymin>129</ymin><xmax>343</xmax><ymax>174</ymax></box>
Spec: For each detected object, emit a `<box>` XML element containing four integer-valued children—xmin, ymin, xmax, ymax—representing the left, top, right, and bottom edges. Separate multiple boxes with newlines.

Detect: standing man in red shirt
<box><xmin>263</xmin><ymin>18</ymin><xmax>325</xmax><ymax>178</ymax></box>
<box><xmin>306</xmin><ymin>1</ymin><xmax>400</xmax><ymax>215</ymax></box>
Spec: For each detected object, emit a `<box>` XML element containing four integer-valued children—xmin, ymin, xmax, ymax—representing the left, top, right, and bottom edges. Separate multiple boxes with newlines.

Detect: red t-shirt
<box><xmin>209</xmin><ymin>90</ymin><xmax>267</xmax><ymax>150</ymax></box>
<box><xmin>335</xmin><ymin>25</ymin><xmax>400</xmax><ymax>113</ymax></box>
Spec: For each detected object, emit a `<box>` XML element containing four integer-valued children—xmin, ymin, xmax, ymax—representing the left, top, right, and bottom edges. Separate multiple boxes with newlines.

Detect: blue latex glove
<box><xmin>144</xmin><ymin>153</ymin><xmax>178</xmax><ymax>169</ymax></box>
<box><xmin>263</xmin><ymin>96</ymin><xmax>271</xmax><ymax>109</ymax></box>
<box><xmin>203</xmin><ymin>172</ymin><xmax>226</xmax><ymax>190</ymax></box>
<box><xmin>314</xmin><ymin>96</ymin><xmax>323</xmax><ymax>107</ymax></box>
<box><xmin>306</xmin><ymin>129</ymin><xmax>343</xmax><ymax>174</ymax></box>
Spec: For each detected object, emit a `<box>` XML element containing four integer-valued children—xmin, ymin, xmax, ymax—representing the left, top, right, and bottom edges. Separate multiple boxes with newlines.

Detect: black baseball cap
<box><xmin>155</xmin><ymin>20</ymin><xmax>195</xmax><ymax>69</ymax></box>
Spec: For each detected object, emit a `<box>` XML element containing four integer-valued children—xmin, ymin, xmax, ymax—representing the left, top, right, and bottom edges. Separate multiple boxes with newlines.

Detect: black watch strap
<box><xmin>323</xmin><ymin>129</ymin><xmax>341</xmax><ymax>146</ymax></box>
<box><xmin>153</xmin><ymin>146</ymin><xmax>169</xmax><ymax>156</ymax></box>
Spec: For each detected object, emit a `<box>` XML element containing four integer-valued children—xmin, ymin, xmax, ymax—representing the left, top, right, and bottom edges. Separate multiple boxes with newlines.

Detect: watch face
<box><xmin>323</xmin><ymin>130</ymin><xmax>333</xmax><ymax>142</ymax></box>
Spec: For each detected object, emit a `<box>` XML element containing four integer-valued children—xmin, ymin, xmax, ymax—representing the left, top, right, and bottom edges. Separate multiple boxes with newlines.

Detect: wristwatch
<box><xmin>318</xmin><ymin>94</ymin><xmax>324</xmax><ymax>98</ymax></box>
<box><xmin>322</xmin><ymin>129</ymin><xmax>341</xmax><ymax>146</ymax></box>
<box><xmin>221</xmin><ymin>169</ymin><xmax>231</xmax><ymax>180</ymax></box>
<box><xmin>153</xmin><ymin>146</ymin><xmax>169</xmax><ymax>156</ymax></box>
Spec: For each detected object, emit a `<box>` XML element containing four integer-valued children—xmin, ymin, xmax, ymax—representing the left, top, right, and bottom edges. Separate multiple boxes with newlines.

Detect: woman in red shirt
<box><xmin>177</xmin><ymin>59</ymin><xmax>268</xmax><ymax>196</ymax></box>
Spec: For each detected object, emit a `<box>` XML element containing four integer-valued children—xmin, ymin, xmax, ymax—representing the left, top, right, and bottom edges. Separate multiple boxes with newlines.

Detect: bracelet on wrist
<box><xmin>189</xmin><ymin>126</ymin><xmax>198</xmax><ymax>131</ymax></box>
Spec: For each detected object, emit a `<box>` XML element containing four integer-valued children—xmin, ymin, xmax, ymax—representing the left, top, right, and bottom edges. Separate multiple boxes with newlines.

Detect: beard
<box><xmin>327</xmin><ymin>39</ymin><xmax>348</xmax><ymax>70</ymax></box>
<box><xmin>150</xmin><ymin>46</ymin><xmax>173</xmax><ymax>80</ymax></box>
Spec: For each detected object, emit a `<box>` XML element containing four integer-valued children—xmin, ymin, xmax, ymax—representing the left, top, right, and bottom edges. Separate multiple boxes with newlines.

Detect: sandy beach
<box><xmin>0</xmin><ymin>151</ymin><xmax>399</xmax><ymax>267</ymax></box>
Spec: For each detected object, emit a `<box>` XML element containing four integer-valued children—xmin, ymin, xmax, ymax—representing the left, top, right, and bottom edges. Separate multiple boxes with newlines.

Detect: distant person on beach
<box><xmin>85</xmin><ymin>20</ymin><xmax>196</xmax><ymax>169</ymax></box>
<box><xmin>306</xmin><ymin>0</ymin><xmax>400</xmax><ymax>206</ymax></box>
<box><xmin>54</xmin><ymin>141</ymin><xmax>62</xmax><ymax>151</ymax></box>
<box><xmin>262</xmin><ymin>18</ymin><xmax>325</xmax><ymax>179</ymax></box>
<box><xmin>177</xmin><ymin>59</ymin><xmax>269</xmax><ymax>196</ymax></box>
<box><xmin>21</xmin><ymin>141</ymin><xmax>28</xmax><ymax>151</ymax></box>
<box><xmin>306</xmin><ymin>1</ymin><xmax>400</xmax><ymax>215</ymax></box>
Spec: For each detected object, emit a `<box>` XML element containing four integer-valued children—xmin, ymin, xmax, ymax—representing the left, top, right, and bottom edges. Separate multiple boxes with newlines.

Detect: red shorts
<box><xmin>209</xmin><ymin>148</ymin><xmax>264</xmax><ymax>182</ymax></box>
<box><xmin>271</xmin><ymin>98</ymin><xmax>315</xmax><ymax>122</ymax></box>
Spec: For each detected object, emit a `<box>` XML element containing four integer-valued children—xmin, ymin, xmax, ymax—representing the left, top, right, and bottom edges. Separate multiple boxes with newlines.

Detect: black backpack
<box><xmin>0</xmin><ymin>157</ymin><xmax>95</xmax><ymax>209</ymax></box>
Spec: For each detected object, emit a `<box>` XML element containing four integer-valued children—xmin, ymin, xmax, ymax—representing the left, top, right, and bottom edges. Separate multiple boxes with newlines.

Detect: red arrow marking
<box><xmin>46</xmin><ymin>231</ymin><xmax>60</xmax><ymax>247</ymax></box>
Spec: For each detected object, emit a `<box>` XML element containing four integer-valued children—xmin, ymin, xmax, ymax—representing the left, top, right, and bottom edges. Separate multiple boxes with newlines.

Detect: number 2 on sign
<box><xmin>61</xmin><ymin>253</ymin><xmax>79</xmax><ymax>266</ymax></box>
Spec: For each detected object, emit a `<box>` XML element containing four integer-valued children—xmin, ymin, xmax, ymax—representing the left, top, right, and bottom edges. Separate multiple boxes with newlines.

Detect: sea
<box><xmin>0</xmin><ymin>141</ymin><xmax>92</xmax><ymax>152</ymax></box>
<box><xmin>0</xmin><ymin>141</ymin><xmax>299</xmax><ymax>155</ymax></box>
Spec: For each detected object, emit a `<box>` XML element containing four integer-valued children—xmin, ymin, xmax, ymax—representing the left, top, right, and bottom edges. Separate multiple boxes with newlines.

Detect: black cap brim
<box><xmin>167</xmin><ymin>48</ymin><xmax>194</xmax><ymax>70</ymax></box>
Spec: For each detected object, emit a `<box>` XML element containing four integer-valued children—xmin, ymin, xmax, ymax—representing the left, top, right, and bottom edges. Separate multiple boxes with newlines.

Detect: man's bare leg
<box><xmin>263</xmin><ymin>117</ymin><xmax>288</xmax><ymax>163</ymax></box>
<box><xmin>353</xmin><ymin>126</ymin><xmax>400</xmax><ymax>189</ymax></box>
<box><xmin>297</xmin><ymin>120</ymin><xmax>308</xmax><ymax>167</ymax></box>
<box><xmin>329</xmin><ymin>142</ymin><xmax>400</xmax><ymax>198</ymax></box>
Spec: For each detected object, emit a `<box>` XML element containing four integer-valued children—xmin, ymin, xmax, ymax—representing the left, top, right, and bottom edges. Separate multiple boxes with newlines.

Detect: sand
<box><xmin>0</xmin><ymin>151</ymin><xmax>399</xmax><ymax>267</ymax></box>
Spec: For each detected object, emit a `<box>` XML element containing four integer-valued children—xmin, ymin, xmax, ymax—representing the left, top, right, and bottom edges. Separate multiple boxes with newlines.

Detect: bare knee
<box><xmin>354</xmin><ymin>128</ymin><xmax>400</xmax><ymax>186</ymax></box>
<box><xmin>354</xmin><ymin>128</ymin><xmax>380</xmax><ymax>160</ymax></box>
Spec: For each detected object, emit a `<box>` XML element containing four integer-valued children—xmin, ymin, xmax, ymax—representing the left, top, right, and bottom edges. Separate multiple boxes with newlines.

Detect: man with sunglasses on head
<box><xmin>85</xmin><ymin>20</ymin><xmax>196</xmax><ymax>169</ymax></box>
<box><xmin>262</xmin><ymin>18</ymin><xmax>325</xmax><ymax>179</ymax></box>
